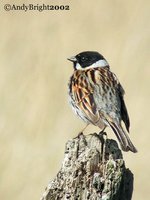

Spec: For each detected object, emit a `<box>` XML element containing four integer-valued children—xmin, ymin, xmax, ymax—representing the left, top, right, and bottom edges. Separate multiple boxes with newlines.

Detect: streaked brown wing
<box><xmin>71</xmin><ymin>68</ymin><xmax>130</xmax><ymax>130</ymax></box>
<box><xmin>71</xmin><ymin>68</ymin><xmax>119</xmax><ymax>124</ymax></box>
<box><xmin>71</xmin><ymin>73</ymin><xmax>99</xmax><ymax>123</ymax></box>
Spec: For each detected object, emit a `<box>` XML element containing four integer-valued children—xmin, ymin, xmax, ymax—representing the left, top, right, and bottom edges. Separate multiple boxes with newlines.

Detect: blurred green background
<box><xmin>0</xmin><ymin>0</ymin><xmax>150</xmax><ymax>199</ymax></box>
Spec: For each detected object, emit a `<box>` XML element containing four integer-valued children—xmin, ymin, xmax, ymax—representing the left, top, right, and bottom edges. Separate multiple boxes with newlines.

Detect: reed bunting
<box><xmin>68</xmin><ymin>51</ymin><xmax>137</xmax><ymax>153</ymax></box>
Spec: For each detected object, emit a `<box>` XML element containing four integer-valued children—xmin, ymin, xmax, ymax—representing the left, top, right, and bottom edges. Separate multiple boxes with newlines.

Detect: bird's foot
<box><xmin>99</xmin><ymin>127</ymin><xmax>107</xmax><ymax>140</ymax></box>
<box><xmin>77</xmin><ymin>131</ymin><xmax>84</xmax><ymax>138</ymax></box>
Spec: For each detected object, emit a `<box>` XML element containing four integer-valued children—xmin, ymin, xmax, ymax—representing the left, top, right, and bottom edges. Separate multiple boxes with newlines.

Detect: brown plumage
<box><xmin>68</xmin><ymin>51</ymin><xmax>137</xmax><ymax>153</ymax></box>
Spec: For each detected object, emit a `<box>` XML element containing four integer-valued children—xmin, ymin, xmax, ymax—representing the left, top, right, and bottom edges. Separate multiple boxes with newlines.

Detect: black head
<box><xmin>68</xmin><ymin>51</ymin><xmax>108</xmax><ymax>70</ymax></box>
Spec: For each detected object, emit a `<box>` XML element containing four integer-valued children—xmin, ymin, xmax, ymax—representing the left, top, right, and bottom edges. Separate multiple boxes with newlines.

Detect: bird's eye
<box><xmin>81</xmin><ymin>57</ymin><xmax>87</xmax><ymax>62</ymax></box>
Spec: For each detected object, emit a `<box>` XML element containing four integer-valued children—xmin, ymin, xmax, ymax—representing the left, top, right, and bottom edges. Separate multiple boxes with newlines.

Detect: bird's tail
<box><xmin>108</xmin><ymin>121</ymin><xmax>137</xmax><ymax>153</ymax></box>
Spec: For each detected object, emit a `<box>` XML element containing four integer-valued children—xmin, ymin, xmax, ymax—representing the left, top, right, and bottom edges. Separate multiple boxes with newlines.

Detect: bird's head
<box><xmin>67</xmin><ymin>51</ymin><xmax>109</xmax><ymax>70</ymax></box>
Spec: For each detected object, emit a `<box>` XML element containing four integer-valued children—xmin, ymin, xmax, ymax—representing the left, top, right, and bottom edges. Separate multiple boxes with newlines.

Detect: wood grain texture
<box><xmin>41</xmin><ymin>133</ymin><xmax>133</xmax><ymax>200</ymax></box>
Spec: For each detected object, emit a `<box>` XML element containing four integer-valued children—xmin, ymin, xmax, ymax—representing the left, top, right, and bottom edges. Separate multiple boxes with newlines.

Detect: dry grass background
<box><xmin>0</xmin><ymin>0</ymin><xmax>150</xmax><ymax>199</ymax></box>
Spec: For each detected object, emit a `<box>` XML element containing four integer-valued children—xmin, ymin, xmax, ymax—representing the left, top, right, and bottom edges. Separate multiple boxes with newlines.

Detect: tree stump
<box><xmin>41</xmin><ymin>133</ymin><xmax>133</xmax><ymax>200</ymax></box>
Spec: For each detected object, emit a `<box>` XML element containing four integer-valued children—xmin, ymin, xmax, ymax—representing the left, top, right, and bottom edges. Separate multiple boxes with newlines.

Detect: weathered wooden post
<box><xmin>41</xmin><ymin>133</ymin><xmax>133</xmax><ymax>200</ymax></box>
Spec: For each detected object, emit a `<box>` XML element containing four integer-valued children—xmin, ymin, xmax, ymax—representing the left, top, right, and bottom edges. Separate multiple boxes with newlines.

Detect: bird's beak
<box><xmin>67</xmin><ymin>56</ymin><xmax>77</xmax><ymax>62</ymax></box>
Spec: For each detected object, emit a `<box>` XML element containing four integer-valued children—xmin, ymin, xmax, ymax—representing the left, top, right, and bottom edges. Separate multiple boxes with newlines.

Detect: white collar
<box><xmin>75</xmin><ymin>59</ymin><xmax>109</xmax><ymax>70</ymax></box>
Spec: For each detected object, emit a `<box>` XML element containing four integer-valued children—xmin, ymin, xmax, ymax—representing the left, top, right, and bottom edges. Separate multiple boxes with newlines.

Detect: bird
<box><xmin>67</xmin><ymin>51</ymin><xmax>137</xmax><ymax>153</ymax></box>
